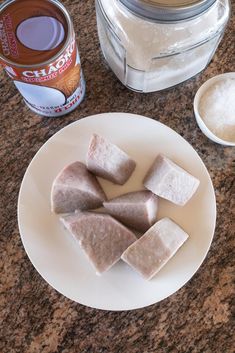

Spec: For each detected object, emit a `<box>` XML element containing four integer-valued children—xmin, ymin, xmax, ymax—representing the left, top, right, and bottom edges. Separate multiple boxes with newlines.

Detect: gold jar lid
<box><xmin>119</xmin><ymin>0</ymin><xmax>216</xmax><ymax>21</ymax></box>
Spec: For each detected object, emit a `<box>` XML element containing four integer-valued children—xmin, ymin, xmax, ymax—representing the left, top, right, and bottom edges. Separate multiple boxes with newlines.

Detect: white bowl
<box><xmin>194</xmin><ymin>72</ymin><xmax>235</xmax><ymax>147</ymax></box>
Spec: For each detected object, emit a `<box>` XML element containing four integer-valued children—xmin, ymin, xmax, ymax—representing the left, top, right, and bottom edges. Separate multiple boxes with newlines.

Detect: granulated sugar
<box><xmin>199</xmin><ymin>78</ymin><xmax>235</xmax><ymax>142</ymax></box>
<box><xmin>98</xmin><ymin>0</ymin><xmax>228</xmax><ymax>92</ymax></box>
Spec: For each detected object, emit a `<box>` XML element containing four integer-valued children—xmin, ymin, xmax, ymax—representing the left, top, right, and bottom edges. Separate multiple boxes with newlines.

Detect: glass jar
<box><xmin>95</xmin><ymin>0</ymin><xmax>230</xmax><ymax>92</ymax></box>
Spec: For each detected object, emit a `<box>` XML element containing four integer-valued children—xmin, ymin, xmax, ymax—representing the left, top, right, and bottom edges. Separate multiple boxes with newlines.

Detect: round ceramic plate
<box><xmin>18</xmin><ymin>113</ymin><xmax>216</xmax><ymax>311</ymax></box>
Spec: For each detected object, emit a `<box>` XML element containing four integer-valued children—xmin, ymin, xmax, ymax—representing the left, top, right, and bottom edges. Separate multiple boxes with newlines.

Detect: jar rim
<box><xmin>119</xmin><ymin>0</ymin><xmax>217</xmax><ymax>21</ymax></box>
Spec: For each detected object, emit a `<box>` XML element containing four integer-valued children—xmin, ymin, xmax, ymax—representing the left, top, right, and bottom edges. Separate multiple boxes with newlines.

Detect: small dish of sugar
<box><xmin>194</xmin><ymin>73</ymin><xmax>235</xmax><ymax>146</ymax></box>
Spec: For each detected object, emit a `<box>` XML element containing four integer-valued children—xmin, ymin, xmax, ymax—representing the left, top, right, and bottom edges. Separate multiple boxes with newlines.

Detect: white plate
<box><xmin>18</xmin><ymin>113</ymin><xmax>216</xmax><ymax>311</ymax></box>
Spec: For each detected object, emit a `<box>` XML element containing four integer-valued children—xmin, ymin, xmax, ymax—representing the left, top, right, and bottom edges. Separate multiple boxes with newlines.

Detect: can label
<box><xmin>0</xmin><ymin>0</ymin><xmax>85</xmax><ymax>117</ymax></box>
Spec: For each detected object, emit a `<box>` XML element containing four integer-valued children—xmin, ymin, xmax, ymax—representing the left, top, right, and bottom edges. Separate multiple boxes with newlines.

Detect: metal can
<box><xmin>0</xmin><ymin>0</ymin><xmax>85</xmax><ymax>117</ymax></box>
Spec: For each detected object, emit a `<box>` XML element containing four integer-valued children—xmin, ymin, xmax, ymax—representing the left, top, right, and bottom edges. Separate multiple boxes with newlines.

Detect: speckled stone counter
<box><xmin>0</xmin><ymin>0</ymin><xmax>234</xmax><ymax>352</ymax></box>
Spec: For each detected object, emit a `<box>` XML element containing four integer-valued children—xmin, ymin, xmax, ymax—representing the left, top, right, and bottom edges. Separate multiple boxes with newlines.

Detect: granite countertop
<box><xmin>0</xmin><ymin>0</ymin><xmax>234</xmax><ymax>352</ymax></box>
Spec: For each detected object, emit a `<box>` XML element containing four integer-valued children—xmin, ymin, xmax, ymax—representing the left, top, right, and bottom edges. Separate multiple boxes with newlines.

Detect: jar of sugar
<box><xmin>95</xmin><ymin>0</ymin><xmax>230</xmax><ymax>92</ymax></box>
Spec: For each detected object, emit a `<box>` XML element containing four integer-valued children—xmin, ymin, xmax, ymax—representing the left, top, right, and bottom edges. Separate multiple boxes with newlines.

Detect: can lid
<box><xmin>119</xmin><ymin>0</ymin><xmax>217</xmax><ymax>21</ymax></box>
<box><xmin>0</xmin><ymin>0</ymin><xmax>72</xmax><ymax>67</ymax></box>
